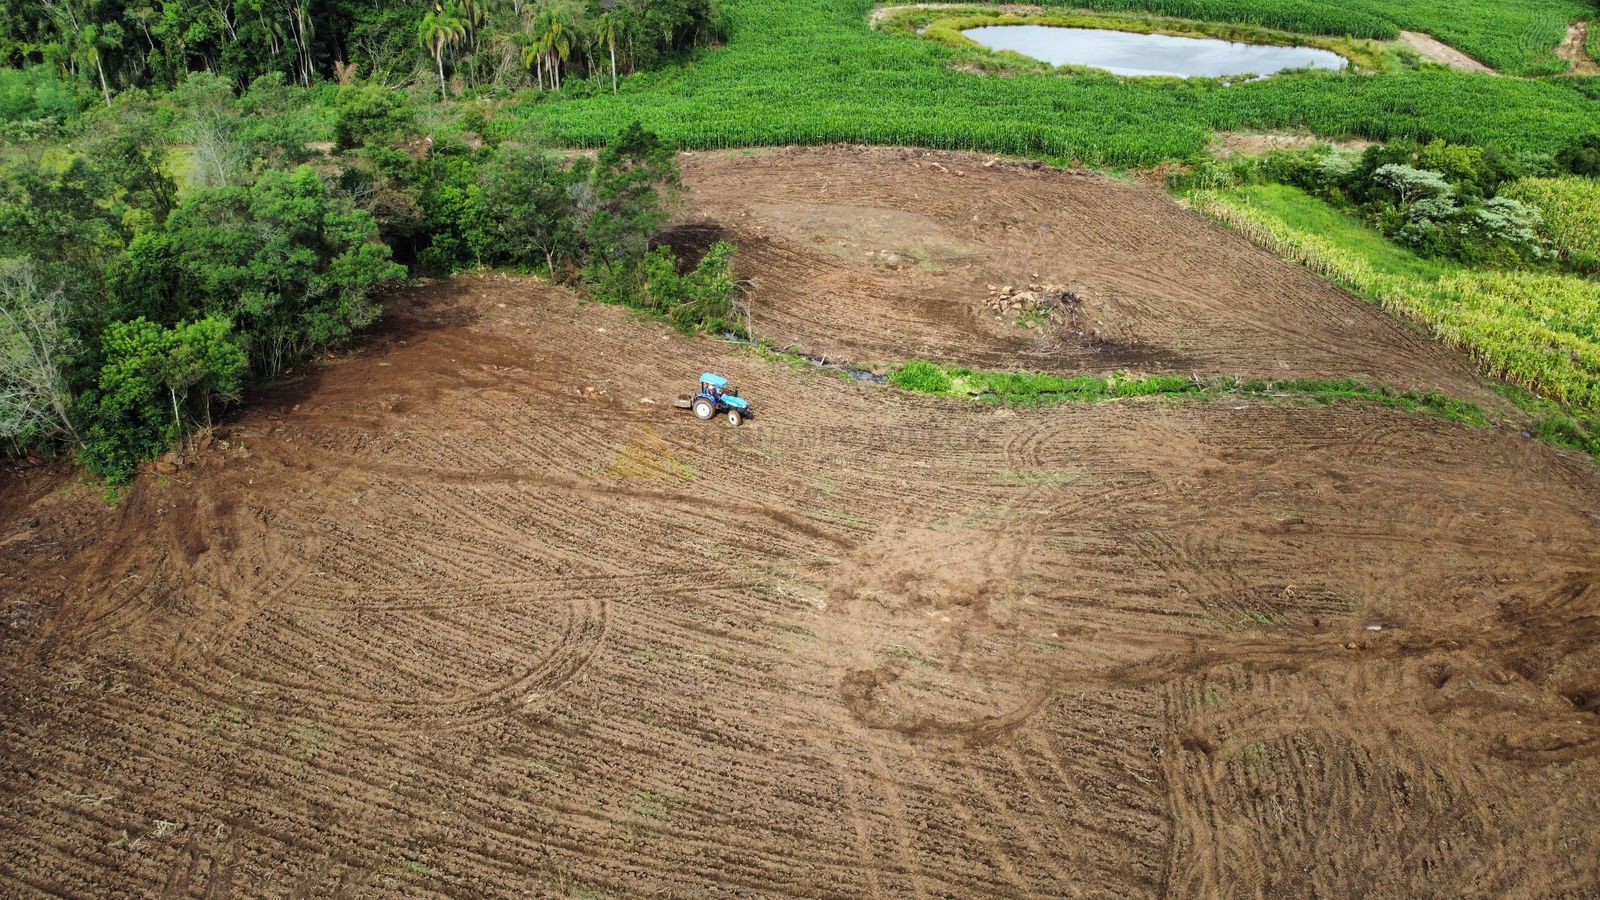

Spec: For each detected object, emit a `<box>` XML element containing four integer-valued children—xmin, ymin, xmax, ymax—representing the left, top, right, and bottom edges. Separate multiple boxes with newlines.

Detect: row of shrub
<box><xmin>1177</xmin><ymin>137</ymin><xmax>1600</xmax><ymax>271</ymax></box>
<box><xmin>2</xmin><ymin>0</ymin><xmax>726</xmax><ymax>103</ymax></box>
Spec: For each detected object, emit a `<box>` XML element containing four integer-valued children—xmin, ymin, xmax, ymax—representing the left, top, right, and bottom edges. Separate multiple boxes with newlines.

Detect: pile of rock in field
<box><xmin>983</xmin><ymin>283</ymin><xmax>1081</xmax><ymax>329</ymax></box>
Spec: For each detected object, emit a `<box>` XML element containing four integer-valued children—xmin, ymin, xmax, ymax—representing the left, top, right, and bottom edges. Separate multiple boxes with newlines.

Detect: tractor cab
<box><xmin>698</xmin><ymin>373</ymin><xmax>747</xmax><ymax>409</ymax></box>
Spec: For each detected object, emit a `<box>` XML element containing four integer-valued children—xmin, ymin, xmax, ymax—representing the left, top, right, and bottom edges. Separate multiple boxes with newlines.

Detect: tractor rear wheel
<box><xmin>726</xmin><ymin>409</ymin><xmax>743</xmax><ymax>427</ymax></box>
<box><xmin>693</xmin><ymin>398</ymin><xmax>715</xmax><ymax>420</ymax></box>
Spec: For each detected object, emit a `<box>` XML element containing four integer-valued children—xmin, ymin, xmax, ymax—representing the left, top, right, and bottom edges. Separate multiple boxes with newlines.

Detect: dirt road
<box><xmin>3</xmin><ymin>148</ymin><xmax>1598</xmax><ymax>897</ymax></box>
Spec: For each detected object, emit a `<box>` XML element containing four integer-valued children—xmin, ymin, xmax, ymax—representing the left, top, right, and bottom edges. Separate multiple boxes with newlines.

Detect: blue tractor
<box><xmin>673</xmin><ymin>372</ymin><xmax>751</xmax><ymax>426</ymax></box>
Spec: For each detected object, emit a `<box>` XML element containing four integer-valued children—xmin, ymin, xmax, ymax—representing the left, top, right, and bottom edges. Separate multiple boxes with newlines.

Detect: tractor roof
<box><xmin>700</xmin><ymin>373</ymin><xmax>728</xmax><ymax>387</ymax></box>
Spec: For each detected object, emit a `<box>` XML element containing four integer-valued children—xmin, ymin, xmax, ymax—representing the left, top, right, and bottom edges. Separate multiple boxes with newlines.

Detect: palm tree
<box><xmin>76</xmin><ymin>22</ymin><xmax>122</xmax><ymax>105</ymax></box>
<box><xmin>419</xmin><ymin>3</ymin><xmax>468</xmax><ymax>101</ymax></box>
<box><xmin>595</xmin><ymin>11</ymin><xmax>622</xmax><ymax>94</ymax></box>
<box><xmin>516</xmin><ymin>28</ymin><xmax>546</xmax><ymax>89</ymax></box>
<box><xmin>527</xmin><ymin>3</ymin><xmax>582</xmax><ymax>91</ymax></box>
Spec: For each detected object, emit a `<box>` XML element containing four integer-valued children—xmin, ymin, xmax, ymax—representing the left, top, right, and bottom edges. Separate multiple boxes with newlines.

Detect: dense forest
<box><xmin>0</xmin><ymin>0</ymin><xmax>737</xmax><ymax>485</ymax></box>
<box><xmin>1</xmin><ymin>0</ymin><xmax>726</xmax><ymax>100</ymax></box>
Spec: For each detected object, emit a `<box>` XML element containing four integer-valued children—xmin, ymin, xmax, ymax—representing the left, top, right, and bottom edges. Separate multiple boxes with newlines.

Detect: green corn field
<box><xmin>525</xmin><ymin>0</ymin><xmax>1600</xmax><ymax>168</ymax></box>
<box><xmin>1188</xmin><ymin>189</ymin><xmax>1600</xmax><ymax>411</ymax></box>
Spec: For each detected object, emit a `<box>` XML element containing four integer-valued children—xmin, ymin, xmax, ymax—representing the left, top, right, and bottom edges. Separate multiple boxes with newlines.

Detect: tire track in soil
<box><xmin>825</xmin><ymin>754</ymin><xmax>888</xmax><ymax>898</ymax></box>
<box><xmin>175</xmin><ymin>597</ymin><xmax>612</xmax><ymax>735</ymax></box>
<box><xmin>6</xmin><ymin>154</ymin><xmax>1600</xmax><ymax>896</ymax></box>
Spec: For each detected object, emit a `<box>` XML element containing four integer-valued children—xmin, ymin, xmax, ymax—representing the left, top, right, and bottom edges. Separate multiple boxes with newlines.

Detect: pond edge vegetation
<box><xmin>879</xmin><ymin>7</ymin><xmax>1386</xmax><ymax>74</ymax></box>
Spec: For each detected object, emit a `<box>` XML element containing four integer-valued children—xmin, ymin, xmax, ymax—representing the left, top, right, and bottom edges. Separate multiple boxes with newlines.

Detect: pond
<box><xmin>962</xmin><ymin>25</ymin><xmax>1347</xmax><ymax>78</ymax></box>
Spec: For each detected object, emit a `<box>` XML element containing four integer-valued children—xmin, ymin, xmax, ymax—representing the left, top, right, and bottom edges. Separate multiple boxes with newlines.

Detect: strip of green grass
<box><xmin>761</xmin><ymin>343</ymin><xmax>1595</xmax><ymax>457</ymax></box>
<box><xmin>888</xmin><ymin>361</ymin><xmax>1494</xmax><ymax>426</ymax></box>
<box><xmin>1491</xmin><ymin>383</ymin><xmax>1600</xmax><ymax>457</ymax></box>
<box><xmin>1226</xmin><ymin>183</ymin><xmax>1449</xmax><ymax>280</ymax></box>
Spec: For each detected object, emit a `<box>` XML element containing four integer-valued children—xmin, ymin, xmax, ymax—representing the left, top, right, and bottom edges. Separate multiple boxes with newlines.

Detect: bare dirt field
<box><xmin>4</xmin><ymin>147</ymin><xmax>1599</xmax><ymax>897</ymax></box>
<box><xmin>676</xmin><ymin>147</ymin><xmax>1492</xmax><ymax>405</ymax></box>
<box><xmin>1392</xmin><ymin>32</ymin><xmax>1497</xmax><ymax>76</ymax></box>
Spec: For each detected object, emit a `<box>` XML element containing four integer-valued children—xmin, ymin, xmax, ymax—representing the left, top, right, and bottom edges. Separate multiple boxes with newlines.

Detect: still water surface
<box><xmin>963</xmin><ymin>25</ymin><xmax>1348</xmax><ymax>78</ymax></box>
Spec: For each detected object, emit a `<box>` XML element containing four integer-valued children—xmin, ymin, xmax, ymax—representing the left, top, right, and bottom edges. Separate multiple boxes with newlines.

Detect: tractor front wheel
<box><xmin>693</xmin><ymin>398</ymin><xmax>715</xmax><ymax>420</ymax></box>
<box><xmin>726</xmin><ymin>409</ymin><xmax>744</xmax><ymax>427</ymax></box>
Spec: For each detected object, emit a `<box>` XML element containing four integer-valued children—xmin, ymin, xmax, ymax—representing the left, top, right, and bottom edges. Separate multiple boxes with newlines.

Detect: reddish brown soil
<box><xmin>4</xmin><ymin>148</ymin><xmax>1600</xmax><ymax>897</ymax></box>
<box><xmin>676</xmin><ymin>147</ymin><xmax>1493</xmax><ymax>406</ymax></box>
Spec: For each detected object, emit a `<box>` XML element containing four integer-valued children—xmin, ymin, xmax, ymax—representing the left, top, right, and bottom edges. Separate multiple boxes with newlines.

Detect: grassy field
<box><xmin>523</xmin><ymin>0</ymin><xmax>1600</xmax><ymax>167</ymax></box>
<box><xmin>1186</xmin><ymin>183</ymin><xmax>1600</xmax><ymax>443</ymax></box>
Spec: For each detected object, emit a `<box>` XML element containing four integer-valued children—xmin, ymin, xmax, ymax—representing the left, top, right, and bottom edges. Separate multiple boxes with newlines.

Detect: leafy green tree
<box><xmin>1558</xmin><ymin>134</ymin><xmax>1600</xmax><ymax>177</ymax></box>
<box><xmin>583</xmin><ymin>120</ymin><xmax>682</xmax><ymax>276</ymax></box>
<box><xmin>76</xmin><ymin>313</ymin><xmax>246</xmax><ymax>482</ymax></box>
<box><xmin>591</xmin><ymin>239</ymin><xmax>737</xmax><ymax>332</ymax></box>
<box><xmin>1466</xmin><ymin>196</ymin><xmax>1548</xmax><ymax>264</ymax></box>
<box><xmin>80</xmin><ymin>91</ymin><xmax>178</xmax><ymax>226</ymax></box>
<box><xmin>108</xmin><ymin>165</ymin><xmax>406</xmax><ymax>376</ymax></box>
<box><xmin>77</xmin><ymin>317</ymin><xmax>173</xmax><ymax>480</ymax></box>
<box><xmin>0</xmin><ymin>90</ymin><xmax>200</xmax><ymax>345</ymax></box>
<box><xmin>235</xmin><ymin>72</ymin><xmax>316</xmax><ymax>168</ymax></box>
<box><xmin>332</xmin><ymin>79</ymin><xmax>415</xmax><ymax>150</ymax></box>
<box><xmin>0</xmin><ymin>156</ymin><xmax>128</xmax><ymax>294</ymax></box>
<box><xmin>0</xmin><ymin>65</ymin><xmax>83</xmax><ymax>123</ymax></box>
<box><xmin>160</xmin><ymin>314</ymin><xmax>247</xmax><ymax>429</ymax></box>
<box><xmin>408</xmin><ymin>141</ymin><xmax>482</xmax><ymax>273</ymax></box>
<box><xmin>465</xmin><ymin>141</ymin><xmax>582</xmax><ymax>273</ymax></box>
<box><xmin>345</xmin><ymin>4</ymin><xmax>424</xmax><ymax>86</ymax></box>
<box><xmin>682</xmin><ymin>239</ymin><xmax>737</xmax><ymax>329</ymax></box>
<box><xmin>1373</xmin><ymin>164</ymin><xmax>1454</xmax><ymax>207</ymax></box>
<box><xmin>646</xmin><ymin>239</ymin><xmax>737</xmax><ymax>331</ymax></box>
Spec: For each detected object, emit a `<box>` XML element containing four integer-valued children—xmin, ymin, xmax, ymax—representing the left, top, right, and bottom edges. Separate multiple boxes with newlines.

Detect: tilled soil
<box><xmin>3</xmin><ymin>150</ymin><xmax>1600</xmax><ymax>898</ymax></box>
<box><xmin>676</xmin><ymin>147</ymin><xmax>1492</xmax><ymax>405</ymax></box>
